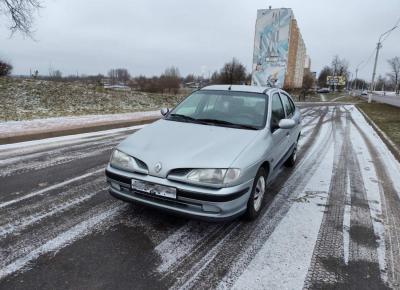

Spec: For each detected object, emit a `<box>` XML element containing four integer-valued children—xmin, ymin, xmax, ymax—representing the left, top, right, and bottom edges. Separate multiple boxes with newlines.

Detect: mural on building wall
<box><xmin>252</xmin><ymin>8</ymin><xmax>292</xmax><ymax>87</ymax></box>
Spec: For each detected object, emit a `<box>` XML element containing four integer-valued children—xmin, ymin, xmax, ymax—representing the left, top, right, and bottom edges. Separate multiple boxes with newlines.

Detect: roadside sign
<box><xmin>327</xmin><ymin>76</ymin><xmax>346</xmax><ymax>86</ymax></box>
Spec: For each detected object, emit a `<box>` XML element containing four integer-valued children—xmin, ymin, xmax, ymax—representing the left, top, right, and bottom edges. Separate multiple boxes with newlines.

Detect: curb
<box><xmin>356</xmin><ymin>106</ymin><xmax>400</xmax><ymax>162</ymax></box>
<box><xmin>0</xmin><ymin>116</ymin><xmax>160</xmax><ymax>145</ymax></box>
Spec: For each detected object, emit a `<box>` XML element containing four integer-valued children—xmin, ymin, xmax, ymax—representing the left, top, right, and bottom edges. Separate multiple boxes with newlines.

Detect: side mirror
<box><xmin>160</xmin><ymin>108</ymin><xmax>170</xmax><ymax>116</ymax></box>
<box><xmin>278</xmin><ymin>119</ymin><xmax>296</xmax><ymax>129</ymax></box>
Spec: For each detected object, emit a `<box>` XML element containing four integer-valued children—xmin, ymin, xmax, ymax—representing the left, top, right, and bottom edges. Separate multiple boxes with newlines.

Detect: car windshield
<box><xmin>167</xmin><ymin>90</ymin><xmax>268</xmax><ymax>130</ymax></box>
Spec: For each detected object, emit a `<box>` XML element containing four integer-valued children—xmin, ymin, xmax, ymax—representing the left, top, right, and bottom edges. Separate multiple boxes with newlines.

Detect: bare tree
<box><xmin>210</xmin><ymin>71</ymin><xmax>220</xmax><ymax>84</ymax></box>
<box><xmin>49</xmin><ymin>68</ymin><xmax>62</xmax><ymax>80</ymax></box>
<box><xmin>375</xmin><ymin>75</ymin><xmax>388</xmax><ymax>91</ymax></box>
<box><xmin>0</xmin><ymin>59</ymin><xmax>12</xmax><ymax>76</ymax></box>
<box><xmin>299</xmin><ymin>71</ymin><xmax>315</xmax><ymax>101</ymax></box>
<box><xmin>331</xmin><ymin>55</ymin><xmax>349</xmax><ymax>77</ymax></box>
<box><xmin>0</xmin><ymin>0</ymin><xmax>42</xmax><ymax>35</ymax></box>
<box><xmin>160</xmin><ymin>66</ymin><xmax>180</xmax><ymax>94</ymax></box>
<box><xmin>387</xmin><ymin>57</ymin><xmax>400</xmax><ymax>95</ymax></box>
<box><xmin>184</xmin><ymin>74</ymin><xmax>195</xmax><ymax>84</ymax></box>
<box><xmin>353</xmin><ymin>78</ymin><xmax>367</xmax><ymax>91</ymax></box>
<box><xmin>218</xmin><ymin>58</ymin><xmax>247</xmax><ymax>84</ymax></box>
<box><xmin>317</xmin><ymin>66</ymin><xmax>332</xmax><ymax>88</ymax></box>
<box><xmin>108</xmin><ymin>68</ymin><xmax>130</xmax><ymax>85</ymax></box>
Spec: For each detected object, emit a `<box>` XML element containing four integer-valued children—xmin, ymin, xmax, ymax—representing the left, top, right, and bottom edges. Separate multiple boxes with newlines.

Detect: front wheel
<box><xmin>243</xmin><ymin>167</ymin><xmax>267</xmax><ymax>220</ymax></box>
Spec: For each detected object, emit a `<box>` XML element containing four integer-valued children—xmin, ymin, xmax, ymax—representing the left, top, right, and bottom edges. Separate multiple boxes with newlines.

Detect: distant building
<box><xmin>251</xmin><ymin>7</ymin><xmax>309</xmax><ymax>89</ymax></box>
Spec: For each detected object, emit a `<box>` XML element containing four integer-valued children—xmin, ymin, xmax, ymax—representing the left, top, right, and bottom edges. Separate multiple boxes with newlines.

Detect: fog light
<box><xmin>110</xmin><ymin>181</ymin><xmax>121</xmax><ymax>191</ymax></box>
<box><xmin>202</xmin><ymin>204</ymin><xmax>220</xmax><ymax>213</ymax></box>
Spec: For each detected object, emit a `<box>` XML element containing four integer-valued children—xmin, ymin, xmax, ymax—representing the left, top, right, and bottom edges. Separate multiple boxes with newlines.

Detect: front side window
<box><xmin>167</xmin><ymin>90</ymin><xmax>268</xmax><ymax>130</ymax></box>
<box><xmin>271</xmin><ymin>93</ymin><xmax>285</xmax><ymax>130</ymax></box>
<box><xmin>280</xmin><ymin>93</ymin><xmax>294</xmax><ymax>118</ymax></box>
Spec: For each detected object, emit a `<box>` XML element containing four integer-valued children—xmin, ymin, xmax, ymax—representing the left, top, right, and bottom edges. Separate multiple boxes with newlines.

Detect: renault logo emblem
<box><xmin>154</xmin><ymin>162</ymin><xmax>162</xmax><ymax>173</ymax></box>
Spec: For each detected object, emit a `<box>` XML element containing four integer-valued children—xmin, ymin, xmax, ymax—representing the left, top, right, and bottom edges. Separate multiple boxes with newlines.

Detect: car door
<box><xmin>279</xmin><ymin>92</ymin><xmax>300</xmax><ymax>150</ymax></box>
<box><xmin>270</xmin><ymin>93</ymin><xmax>288</xmax><ymax>169</ymax></box>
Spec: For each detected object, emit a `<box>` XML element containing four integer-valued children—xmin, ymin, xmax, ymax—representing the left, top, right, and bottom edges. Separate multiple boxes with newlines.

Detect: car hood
<box><xmin>117</xmin><ymin>119</ymin><xmax>261</xmax><ymax>178</ymax></box>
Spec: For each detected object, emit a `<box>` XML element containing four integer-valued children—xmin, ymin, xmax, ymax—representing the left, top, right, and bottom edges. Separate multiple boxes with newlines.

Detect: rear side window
<box><xmin>271</xmin><ymin>93</ymin><xmax>285</xmax><ymax>129</ymax></box>
<box><xmin>280</xmin><ymin>93</ymin><xmax>295</xmax><ymax>118</ymax></box>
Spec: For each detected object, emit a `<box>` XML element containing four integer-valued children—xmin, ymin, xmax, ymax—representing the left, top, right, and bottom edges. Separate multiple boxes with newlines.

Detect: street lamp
<box><xmin>368</xmin><ymin>25</ymin><xmax>398</xmax><ymax>103</ymax></box>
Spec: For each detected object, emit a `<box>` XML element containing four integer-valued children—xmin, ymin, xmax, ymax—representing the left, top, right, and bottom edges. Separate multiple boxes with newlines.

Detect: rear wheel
<box><xmin>244</xmin><ymin>167</ymin><xmax>267</xmax><ymax>220</ymax></box>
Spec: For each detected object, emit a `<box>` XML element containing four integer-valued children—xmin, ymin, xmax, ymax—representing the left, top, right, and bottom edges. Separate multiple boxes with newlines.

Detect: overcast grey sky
<box><xmin>1</xmin><ymin>0</ymin><xmax>399</xmax><ymax>80</ymax></box>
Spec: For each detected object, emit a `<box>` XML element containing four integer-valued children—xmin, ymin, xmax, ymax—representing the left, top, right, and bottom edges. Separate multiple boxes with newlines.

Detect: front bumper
<box><xmin>105</xmin><ymin>165</ymin><xmax>252</xmax><ymax>221</ymax></box>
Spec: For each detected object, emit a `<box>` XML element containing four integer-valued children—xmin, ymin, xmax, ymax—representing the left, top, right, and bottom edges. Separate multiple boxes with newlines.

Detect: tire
<box><xmin>243</xmin><ymin>167</ymin><xmax>267</xmax><ymax>221</ymax></box>
<box><xmin>284</xmin><ymin>141</ymin><xmax>298</xmax><ymax>168</ymax></box>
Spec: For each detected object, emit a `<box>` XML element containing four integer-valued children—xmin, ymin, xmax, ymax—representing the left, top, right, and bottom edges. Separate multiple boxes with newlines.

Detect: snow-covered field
<box><xmin>0</xmin><ymin>77</ymin><xmax>183</xmax><ymax>122</ymax></box>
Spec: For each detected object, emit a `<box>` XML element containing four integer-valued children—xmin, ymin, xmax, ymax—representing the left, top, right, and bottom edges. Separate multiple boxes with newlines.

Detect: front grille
<box><xmin>168</xmin><ymin>168</ymin><xmax>191</xmax><ymax>176</ymax></box>
<box><xmin>134</xmin><ymin>158</ymin><xmax>148</xmax><ymax>171</ymax></box>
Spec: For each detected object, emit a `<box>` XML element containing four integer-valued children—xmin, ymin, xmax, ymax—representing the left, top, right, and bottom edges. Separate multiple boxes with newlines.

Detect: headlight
<box><xmin>186</xmin><ymin>168</ymin><xmax>241</xmax><ymax>185</ymax></box>
<box><xmin>110</xmin><ymin>150</ymin><xmax>135</xmax><ymax>172</ymax></box>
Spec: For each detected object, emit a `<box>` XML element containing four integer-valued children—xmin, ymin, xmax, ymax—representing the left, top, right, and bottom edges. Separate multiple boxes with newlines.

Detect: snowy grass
<box><xmin>357</xmin><ymin>102</ymin><xmax>400</xmax><ymax>147</ymax></box>
<box><xmin>0</xmin><ymin>77</ymin><xmax>185</xmax><ymax>121</ymax></box>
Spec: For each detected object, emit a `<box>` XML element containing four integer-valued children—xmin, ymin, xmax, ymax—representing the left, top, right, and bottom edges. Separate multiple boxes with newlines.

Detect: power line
<box><xmin>381</xmin><ymin>16</ymin><xmax>400</xmax><ymax>43</ymax></box>
<box><xmin>358</xmin><ymin>47</ymin><xmax>377</xmax><ymax>72</ymax></box>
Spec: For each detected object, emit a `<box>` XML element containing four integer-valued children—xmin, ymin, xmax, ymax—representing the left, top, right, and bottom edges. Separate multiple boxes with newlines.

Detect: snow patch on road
<box><xmin>226</xmin><ymin>136</ymin><xmax>335</xmax><ymax>290</ymax></box>
<box><xmin>351</xmin><ymin>108</ymin><xmax>400</xmax><ymax>197</ymax></box>
<box><xmin>0</xmin><ymin>169</ymin><xmax>103</xmax><ymax>209</ymax></box>
<box><xmin>155</xmin><ymin>222</ymin><xmax>220</xmax><ymax>273</ymax></box>
<box><xmin>0</xmin><ymin>110</ymin><xmax>159</xmax><ymax>137</ymax></box>
<box><xmin>0</xmin><ymin>187</ymin><xmax>105</xmax><ymax>238</ymax></box>
<box><xmin>0</xmin><ymin>203</ymin><xmax>125</xmax><ymax>279</ymax></box>
<box><xmin>0</xmin><ymin>124</ymin><xmax>146</xmax><ymax>150</ymax></box>
<box><xmin>343</xmin><ymin>172</ymin><xmax>351</xmax><ymax>265</ymax></box>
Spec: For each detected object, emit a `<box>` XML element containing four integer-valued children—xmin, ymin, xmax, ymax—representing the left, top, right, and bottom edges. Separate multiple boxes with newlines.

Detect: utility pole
<box><xmin>369</xmin><ymin>25</ymin><xmax>398</xmax><ymax>103</ymax></box>
<box><xmin>369</xmin><ymin>43</ymin><xmax>382</xmax><ymax>102</ymax></box>
<box><xmin>352</xmin><ymin>60</ymin><xmax>363</xmax><ymax>94</ymax></box>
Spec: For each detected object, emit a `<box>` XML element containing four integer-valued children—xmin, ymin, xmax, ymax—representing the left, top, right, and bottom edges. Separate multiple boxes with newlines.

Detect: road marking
<box><xmin>0</xmin><ymin>169</ymin><xmax>103</xmax><ymax>209</ymax></box>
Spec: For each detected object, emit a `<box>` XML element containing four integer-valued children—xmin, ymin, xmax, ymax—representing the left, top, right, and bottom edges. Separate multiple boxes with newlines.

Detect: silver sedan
<box><xmin>106</xmin><ymin>85</ymin><xmax>302</xmax><ymax>221</ymax></box>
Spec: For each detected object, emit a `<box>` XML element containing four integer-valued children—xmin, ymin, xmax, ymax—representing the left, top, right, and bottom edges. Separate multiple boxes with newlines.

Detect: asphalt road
<box><xmin>1</xmin><ymin>104</ymin><xmax>400</xmax><ymax>289</ymax></box>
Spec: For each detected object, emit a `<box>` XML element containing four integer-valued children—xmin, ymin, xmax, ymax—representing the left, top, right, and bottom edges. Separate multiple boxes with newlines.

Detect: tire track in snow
<box><xmin>155</xmin><ymin>221</ymin><xmax>224</xmax><ymax>275</ymax></box>
<box><xmin>0</xmin><ymin>134</ymin><xmax>126</xmax><ymax>167</ymax></box>
<box><xmin>0</xmin><ymin>202</ymin><xmax>127</xmax><ymax>280</ymax></box>
<box><xmin>210</xmin><ymin>107</ymin><xmax>336</xmax><ymax>290</ymax></box>
<box><xmin>0</xmin><ymin>126</ymin><xmax>140</xmax><ymax>160</ymax></box>
<box><xmin>304</xmin><ymin>110</ymin><xmax>388</xmax><ymax>289</ymax></box>
<box><xmin>165</xmin><ymin>222</ymin><xmax>240</xmax><ymax>289</ymax></box>
<box><xmin>0</xmin><ymin>139</ymin><xmax>119</xmax><ymax>177</ymax></box>
<box><xmin>0</xmin><ymin>184</ymin><xmax>106</xmax><ymax>239</ymax></box>
<box><xmin>0</xmin><ymin>168</ymin><xmax>103</xmax><ymax>209</ymax></box>
<box><xmin>350</xmin><ymin>112</ymin><xmax>400</xmax><ymax>288</ymax></box>
<box><xmin>0</xmin><ymin>198</ymin><xmax>122</xmax><ymax>270</ymax></box>
<box><xmin>163</xmin><ymin>106</ymin><xmax>335</xmax><ymax>289</ymax></box>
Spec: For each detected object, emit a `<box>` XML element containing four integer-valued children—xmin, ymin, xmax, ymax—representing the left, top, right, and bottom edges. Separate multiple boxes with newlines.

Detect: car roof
<box><xmin>200</xmin><ymin>85</ymin><xmax>277</xmax><ymax>94</ymax></box>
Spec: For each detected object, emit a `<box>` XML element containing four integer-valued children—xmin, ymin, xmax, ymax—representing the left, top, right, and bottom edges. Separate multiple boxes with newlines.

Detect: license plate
<box><xmin>131</xmin><ymin>179</ymin><xmax>177</xmax><ymax>199</ymax></box>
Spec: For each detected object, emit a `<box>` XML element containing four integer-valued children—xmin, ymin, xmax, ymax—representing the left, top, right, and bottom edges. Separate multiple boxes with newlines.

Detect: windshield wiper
<box><xmin>196</xmin><ymin>118</ymin><xmax>259</xmax><ymax>130</ymax></box>
<box><xmin>168</xmin><ymin>114</ymin><xmax>206</xmax><ymax>124</ymax></box>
